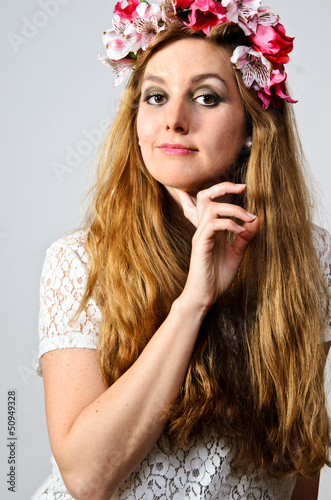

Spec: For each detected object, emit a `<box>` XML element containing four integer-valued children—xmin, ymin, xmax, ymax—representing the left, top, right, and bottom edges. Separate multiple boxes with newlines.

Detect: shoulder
<box><xmin>41</xmin><ymin>229</ymin><xmax>90</xmax><ymax>285</ymax></box>
<box><xmin>45</xmin><ymin>229</ymin><xmax>89</xmax><ymax>266</ymax></box>
<box><xmin>37</xmin><ymin>229</ymin><xmax>100</xmax><ymax>376</ymax></box>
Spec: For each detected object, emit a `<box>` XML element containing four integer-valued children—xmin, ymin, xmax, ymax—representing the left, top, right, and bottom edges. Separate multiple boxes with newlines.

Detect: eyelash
<box><xmin>143</xmin><ymin>91</ymin><xmax>221</xmax><ymax>107</ymax></box>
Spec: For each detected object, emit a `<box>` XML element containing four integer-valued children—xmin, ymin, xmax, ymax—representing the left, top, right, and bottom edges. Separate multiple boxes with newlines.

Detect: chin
<box><xmin>165</xmin><ymin>175</ymin><xmax>229</xmax><ymax>194</ymax></box>
<box><xmin>145</xmin><ymin>162</ymin><xmax>230</xmax><ymax>193</ymax></box>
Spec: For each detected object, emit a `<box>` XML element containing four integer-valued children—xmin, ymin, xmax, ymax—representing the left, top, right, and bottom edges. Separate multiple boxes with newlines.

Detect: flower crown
<box><xmin>99</xmin><ymin>0</ymin><xmax>297</xmax><ymax>110</ymax></box>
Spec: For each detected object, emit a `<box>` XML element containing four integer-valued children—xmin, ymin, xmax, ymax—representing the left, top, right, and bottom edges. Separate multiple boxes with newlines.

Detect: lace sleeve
<box><xmin>312</xmin><ymin>225</ymin><xmax>331</xmax><ymax>343</ymax></box>
<box><xmin>35</xmin><ymin>232</ymin><xmax>101</xmax><ymax>377</ymax></box>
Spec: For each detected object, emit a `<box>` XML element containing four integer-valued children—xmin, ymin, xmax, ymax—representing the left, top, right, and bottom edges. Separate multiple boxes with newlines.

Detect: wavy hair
<box><xmin>79</xmin><ymin>22</ymin><xmax>330</xmax><ymax>478</ymax></box>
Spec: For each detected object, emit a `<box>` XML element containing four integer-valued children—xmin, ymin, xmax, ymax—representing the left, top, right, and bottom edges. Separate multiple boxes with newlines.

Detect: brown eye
<box><xmin>202</xmin><ymin>95</ymin><xmax>214</xmax><ymax>105</ymax></box>
<box><xmin>194</xmin><ymin>93</ymin><xmax>221</xmax><ymax>107</ymax></box>
<box><xmin>145</xmin><ymin>93</ymin><xmax>167</xmax><ymax>106</ymax></box>
<box><xmin>153</xmin><ymin>95</ymin><xmax>165</xmax><ymax>104</ymax></box>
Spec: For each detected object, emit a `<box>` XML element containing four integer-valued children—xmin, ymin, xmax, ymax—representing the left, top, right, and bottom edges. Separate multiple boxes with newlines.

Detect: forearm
<box><xmin>58</xmin><ymin>295</ymin><xmax>206</xmax><ymax>499</ymax></box>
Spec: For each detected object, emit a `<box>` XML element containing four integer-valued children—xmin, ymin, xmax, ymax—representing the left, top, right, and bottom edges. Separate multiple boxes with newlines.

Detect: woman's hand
<box><xmin>171</xmin><ymin>182</ymin><xmax>260</xmax><ymax>313</ymax></box>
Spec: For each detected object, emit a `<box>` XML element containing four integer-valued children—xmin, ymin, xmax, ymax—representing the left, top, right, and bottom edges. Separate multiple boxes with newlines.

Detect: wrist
<box><xmin>172</xmin><ymin>292</ymin><xmax>210</xmax><ymax>325</ymax></box>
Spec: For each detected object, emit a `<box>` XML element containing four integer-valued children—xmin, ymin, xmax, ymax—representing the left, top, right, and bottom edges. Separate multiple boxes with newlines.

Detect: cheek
<box><xmin>136</xmin><ymin>112</ymin><xmax>144</xmax><ymax>142</ymax></box>
<box><xmin>136</xmin><ymin>112</ymin><xmax>155</xmax><ymax>173</ymax></box>
<box><xmin>208</xmin><ymin>125</ymin><xmax>244</xmax><ymax>159</ymax></box>
<box><xmin>137</xmin><ymin>110</ymin><xmax>157</xmax><ymax>145</ymax></box>
<box><xmin>218</xmin><ymin>115</ymin><xmax>246</xmax><ymax>152</ymax></box>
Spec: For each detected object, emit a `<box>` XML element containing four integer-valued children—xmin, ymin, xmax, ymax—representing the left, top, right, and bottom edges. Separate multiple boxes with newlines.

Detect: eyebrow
<box><xmin>142</xmin><ymin>73</ymin><xmax>228</xmax><ymax>87</ymax></box>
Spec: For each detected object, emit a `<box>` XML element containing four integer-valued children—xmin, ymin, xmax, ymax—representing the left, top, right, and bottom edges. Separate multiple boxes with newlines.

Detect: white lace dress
<box><xmin>32</xmin><ymin>226</ymin><xmax>331</xmax><ymax>500</ymax></box>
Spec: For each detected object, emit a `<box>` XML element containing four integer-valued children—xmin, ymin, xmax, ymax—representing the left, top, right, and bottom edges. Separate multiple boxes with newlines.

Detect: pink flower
<box><xmin>257</xmin><ymin>68</ymin><xmax>297</xmax><ymax>109</ymax></box>
<box><xmin>223</xmin><ymin>0</ymin><xmax>261</xmax><ymax>18</ymax></box>
<box><xmin>127</xmin><ymin>2</ymin><xmax>163</xmax><ymax>51</ymax></box>
<box><xmin>185</xmin><ymin>0</ymin><xmax>228</xmax><ymax>34</ymax></box>
<box><xmin>101</xmin><ymin>2</ymin><xmax>163</xmax><ymax>62</ymax></box>
<box><xmin>223</xmin><ymin>0</ymin><xmax>261</xmax><ymax>35</ymax></box>
<box><xmin>257</xmin><ymin>5</ymin><xmax>279</xmax><ymax>26</ymax></box>
<box><xmin>231</xmin><ymin>45</ymin><xmax>271</xmax><ymax>89</ymax></box>
<box><xmin>249</xmin><ymin>23</ymin><xmax>294</xmax><ymax>64</ymax></box>
<box><xmin>132</xmin><ymin>14</ymin><xmax>163</xmax><ymax>50</ymax></box>
<box><xmin>98</xmin><ymin>56</ymin><xmax>136</xmax><ymax>87</ymax></box>
<box><xmin>135</xmin><ymin>2</ymin><xmax>162</xmax><ymax>20</ymax></box>
<box><xmin>175</xmin><ymin>0</ymin><xmax>195</xmax><ymax>9</ymax></box>
<box><xmin>102</xmin><ymin>17</ymin><xmax>130</xmax><ymax>61</ymax></box>
<box><xmin>113</xmin><ymin>0</ymin><xmax>140</xmax><ymax>20</ymax></box>
<box><xmin>162</xmin><ymin>0</ymin><xmax>177</xmax><ymax>22</ymax></box>
<box><xmin>123</xmin><ymin>23</ymin><xmax>144</xmax><ymax>53</ymax></box>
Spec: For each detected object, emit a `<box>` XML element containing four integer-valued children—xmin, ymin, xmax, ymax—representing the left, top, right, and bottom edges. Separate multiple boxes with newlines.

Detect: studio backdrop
<box><xmin>1</xmin><ymin>1</ymin><xmax>330</xmax><ymax>498</ymax></box>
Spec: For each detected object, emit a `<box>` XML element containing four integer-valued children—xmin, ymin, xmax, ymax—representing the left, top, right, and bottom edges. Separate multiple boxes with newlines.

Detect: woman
<box><xmin>33</xmin><ymin>1</ymin><xmax>331</xmax><ymax>499</ymax></box>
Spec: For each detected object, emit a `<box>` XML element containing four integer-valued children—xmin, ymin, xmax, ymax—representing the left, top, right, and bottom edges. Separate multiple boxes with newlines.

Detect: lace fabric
<box><xmin>32</xmin><ymin>225</ymin><xmax>331</xmax><ymax>499</ymax></box>
<box><xmin>32</xmin><ymin>437</ymin><xmax>296</xmax><ymax>500</ymax></box>
<box><xmin>113</xmin><ymin>435</ymin><xmax>296</xmax><ymax>500</ymax></box>
<box><xmin>311</xmin><ymin>225</ymin><xmax>331</xmax><ymax>342</ymax></box>
<box><xmin>36</xmin><ymin>230</ymin><xmax>101</xmax><ymax>377</ymax></box>
<box><xmin>31</xmin><ymin>457</ymin><xmax>72</xmax><ymax>500</ymax></box>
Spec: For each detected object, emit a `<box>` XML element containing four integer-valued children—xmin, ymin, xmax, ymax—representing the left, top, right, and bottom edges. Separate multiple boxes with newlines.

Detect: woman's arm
<box><xmin>43</xmin><ymin>296</ymin><xmax>206</xmax><ymax>500</ymax></box>
<box><xmin>42</xmin><ymin>182</ymin><xmax>259</xmax><ymax>500</ymax></box>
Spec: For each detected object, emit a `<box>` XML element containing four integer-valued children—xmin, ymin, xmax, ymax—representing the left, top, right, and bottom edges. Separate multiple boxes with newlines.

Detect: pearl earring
<box><xmin>245</xmin><ymin>137</ymin><xmax>252</xmax><ymax>150</ymax></box>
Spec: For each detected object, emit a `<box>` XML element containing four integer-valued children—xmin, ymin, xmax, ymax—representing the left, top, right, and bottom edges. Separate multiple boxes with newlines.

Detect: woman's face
<box><xmin>136</xmin><ymin>38</ymin><xmax>248</xmax><ymax>194</ymax></box>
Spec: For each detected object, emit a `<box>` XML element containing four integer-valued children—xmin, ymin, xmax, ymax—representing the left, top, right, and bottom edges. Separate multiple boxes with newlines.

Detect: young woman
<box><xmin>33</xmin><ymin>1</ymin><xmax>331</xmax><ymax>499</ymax></box>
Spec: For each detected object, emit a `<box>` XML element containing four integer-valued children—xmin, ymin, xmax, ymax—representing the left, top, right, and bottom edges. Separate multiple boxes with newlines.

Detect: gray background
<box><xmin>1</xmin><ymin>0</ymin><xmax>330</xmax><ymax>498</ymax></box>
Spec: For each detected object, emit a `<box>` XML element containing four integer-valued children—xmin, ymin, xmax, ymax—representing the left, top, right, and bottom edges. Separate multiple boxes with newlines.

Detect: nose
<box><xmin>165</xmin><ymin>98</ymin><xmax>190</xmax><ymax>134</ymax></box>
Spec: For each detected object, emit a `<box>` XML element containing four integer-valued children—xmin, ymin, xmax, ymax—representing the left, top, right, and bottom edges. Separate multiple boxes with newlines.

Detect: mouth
<box><xmin>158</xmin><ymin>143</ymin><xmax>198</xmax><ymax>156</ymax></box>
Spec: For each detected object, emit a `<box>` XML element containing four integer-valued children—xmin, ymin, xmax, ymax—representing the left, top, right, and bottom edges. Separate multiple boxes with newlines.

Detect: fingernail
<box><xmin>246</xmin><ymin>211</ymin><xmax>256</xmax><ymax>219</ymax></box>
<box><xmin>236</xmin><ymin>224</ymin><xmax>246</xmax><ymax>232</ymax></box>
<box><xmin>236</xmin><ymin>184</ymin><xmax>246</xmax><ymax>187</ymax></box>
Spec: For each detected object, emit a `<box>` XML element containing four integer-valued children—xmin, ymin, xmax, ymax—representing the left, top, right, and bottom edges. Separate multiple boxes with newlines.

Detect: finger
<box><xmin>230</xmin><ymin>216</ymin><xmax>260</xmax><ymax>258</ymax></box>
<box><xmin>198</xmin><ymin>202</ymin><xmax>256</xmax><ymax>228</ymax></box>
<box><xmin>196</xmin><ymin>183</ymin><xmax>247</xmax><ymax>221</ymax></box>
<box><xmin>195</xmin><ymin>218</ymin><xmax>246</xmax><ymax>242</ymax></box>
<box><xmin>171</xmin><ymin>188</ymin><xmax>198</xmax><ymax>227</ymax></box>
<box><xmin>196</xmin><ymin>182</ymin><xmax>246</xmax><ymax>204</ymax></box>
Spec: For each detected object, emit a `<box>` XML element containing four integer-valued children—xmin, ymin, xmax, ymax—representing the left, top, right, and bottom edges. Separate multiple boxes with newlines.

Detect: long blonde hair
<box><xmin>79</xmin><ymin>22</ymin><xmax>330</xmax><ymax>477</ymax></box>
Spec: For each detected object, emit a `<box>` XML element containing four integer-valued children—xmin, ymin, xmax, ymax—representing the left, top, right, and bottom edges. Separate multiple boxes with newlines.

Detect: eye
<box><xmin>193</xmin><ymin>93</ymin><xmax>221</xmax><ymax>107</ymax></box>
<box><xmin>144</xmin><ymin>93</ymin><xmax>167</xmax><ymax>106</ymax></box>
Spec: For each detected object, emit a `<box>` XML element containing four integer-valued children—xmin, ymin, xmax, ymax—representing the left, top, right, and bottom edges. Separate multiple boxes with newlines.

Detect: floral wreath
<box><xmin>99</xmin><ymin>0</ymin><xmax>297</xmax><ymax>110</ymax></box>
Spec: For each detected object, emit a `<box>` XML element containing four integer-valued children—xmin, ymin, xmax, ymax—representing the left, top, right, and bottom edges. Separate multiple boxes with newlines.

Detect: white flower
<box><xmin>231</xmin><ymin>45</ymin><xmax>271</xmax><ymax>89</ymax></box>
<box><xmin>98</xmin><ymin>56</ymin><xmax>136</xmax><ymax>87</ymax></box>
<box><xmin>135</xmin><ymin>2</ymin><xmax>162</xmax><ymax>20</ymax></box>
<box><xmin>132</xmin><ymin>13</ymin><xmax>163</xmax><ymax>51</ymax></box>
<box><xmin>257</xmin><ymin>5</ymin><xmax>279</xmax><ymax>26</ymax></box>
<box><xmin>223</xmin><ymin>0</ymin><xmax>261</xmax><ymax>35</ymax></box>
<box><xmin>101</xmin><ymin>15</ymin><xmax>130</xmax><ymax>61</ymax></box>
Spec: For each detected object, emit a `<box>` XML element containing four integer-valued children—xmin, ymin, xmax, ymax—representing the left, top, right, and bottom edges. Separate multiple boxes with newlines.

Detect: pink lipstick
<box><xmin>159</xmin><ymin>143</ymin><xmax>198</xmax><ymax>155</ymax></box>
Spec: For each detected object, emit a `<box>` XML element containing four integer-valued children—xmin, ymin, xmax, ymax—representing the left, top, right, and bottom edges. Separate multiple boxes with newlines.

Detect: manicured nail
<box><xmin>246</xmin><ymin>211</ymin><xmax>256</xmax><ymax>219</ymax></box>
<box><xmin>236</xmin><ymin>224</ymin><xmax>246</xmax><ymax>232</ymax></box>
<box><xmin>236</xmin><ymin>184</ymin><xmax>246</xmax><ymax>187</ymax></box>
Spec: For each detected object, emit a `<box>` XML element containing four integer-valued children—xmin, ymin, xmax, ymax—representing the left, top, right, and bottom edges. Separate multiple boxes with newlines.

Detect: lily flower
<box><xmin>98</xmin><ymin>56</ymin><xmax>136</xmax><ymax>86</ymax></box>
<box><xmin>231</xmin><ymin>45</ymin><xmax>271</xmax><ymax>89</ymax></box>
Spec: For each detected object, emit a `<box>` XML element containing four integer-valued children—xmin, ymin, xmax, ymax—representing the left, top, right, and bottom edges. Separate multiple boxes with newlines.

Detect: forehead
<box><xmin>142</xmin><ymin>38</ymin><xmax>235</xmax><ymax>86</ymax></box>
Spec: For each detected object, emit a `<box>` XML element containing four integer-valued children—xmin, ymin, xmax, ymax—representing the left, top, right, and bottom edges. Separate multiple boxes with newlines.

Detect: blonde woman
<box><xmin>33</xmin><ymin>2</ymin><xmax>330</xmax><ymax>499</ymax></box>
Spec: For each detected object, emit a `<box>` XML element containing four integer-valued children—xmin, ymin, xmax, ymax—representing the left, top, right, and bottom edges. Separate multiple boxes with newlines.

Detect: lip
<box><xmin>158</xmin><ymin>143</ymin><xmax>198</xmax><ymax>155</ymax></box>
